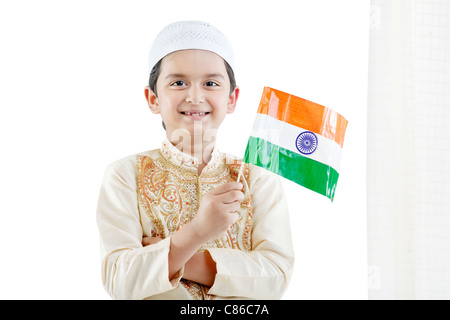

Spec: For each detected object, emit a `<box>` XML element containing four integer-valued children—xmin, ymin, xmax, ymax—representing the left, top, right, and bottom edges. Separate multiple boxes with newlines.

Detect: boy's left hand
<box><xmin>142</xmin><ymin>236</ymin><xmax>162</xmax><ymax>247</ymax></box>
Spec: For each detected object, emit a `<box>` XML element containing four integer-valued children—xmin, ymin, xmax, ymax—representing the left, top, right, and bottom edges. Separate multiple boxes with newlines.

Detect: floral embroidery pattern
<box><xmin>136</xmin><ymin>141</ymin><xmax>253</xmax><ymax>299</ymax></box>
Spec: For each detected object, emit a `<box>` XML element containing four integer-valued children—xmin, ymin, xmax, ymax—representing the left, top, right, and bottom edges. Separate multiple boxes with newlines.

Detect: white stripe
<box><xmin>250</xmin><ymin>113</ymin><xmax>343</xmax><ymax>172</ymax></box>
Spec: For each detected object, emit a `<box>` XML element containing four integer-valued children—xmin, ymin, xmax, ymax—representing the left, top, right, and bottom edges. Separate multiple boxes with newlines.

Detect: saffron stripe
<box><xmin>243</xmin><ymin>136</ymin><xmax>340</xmax><ymax>201</ymax></box>
<box><xmin>256</xmin><ymin>87</ymin><xmax>348</xmax><ymax>148</ymax></box>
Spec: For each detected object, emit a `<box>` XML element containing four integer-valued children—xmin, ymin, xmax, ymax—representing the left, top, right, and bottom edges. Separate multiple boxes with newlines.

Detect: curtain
<box><xmin>367</xmin><ymin>0</ymin><xmax>450</xmax><ymax>299</ymax></box>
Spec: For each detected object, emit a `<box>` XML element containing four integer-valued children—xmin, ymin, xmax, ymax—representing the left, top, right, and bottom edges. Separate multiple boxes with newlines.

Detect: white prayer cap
<box><xmin>148</xmin><ymin>20</ymin><xmax>235</xmax><ymax>74</ymax></box>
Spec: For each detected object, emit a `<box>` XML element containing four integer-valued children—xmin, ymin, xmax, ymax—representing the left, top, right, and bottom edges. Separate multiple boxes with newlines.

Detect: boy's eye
<box><xmin>170</xmin><ymin>80</ymin><xmax>187</xmax><ymax>87</ymax></box>
<box><xmin>205</xmin><ymin>81</ymin><xmax>219</xmax><ymax>87</ymax></box>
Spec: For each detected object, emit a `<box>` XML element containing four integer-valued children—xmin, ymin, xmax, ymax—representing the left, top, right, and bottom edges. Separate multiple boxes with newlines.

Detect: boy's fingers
<box><xmin>211</xmin><ymin>182</ymin><xmax>243</xmax><ymax>195</ymax></box>
<box><xmin>230</xmin><ymin>212</ymin><xmax>240</xmax><ymax>222</ymax></box>
<box><xmin>220</xmin><ymin>190</ymin><xmax>245</xmax><ymax>204</ymax></box>
<box><xmin>228</xmin><ymin>201</ymin><xmax>241</xmax><ymax>213</ymax></box>
<box><xmin>142</xmin><ymin>236</ymin><xmax>162</xmax><ymax>247</ymax></box>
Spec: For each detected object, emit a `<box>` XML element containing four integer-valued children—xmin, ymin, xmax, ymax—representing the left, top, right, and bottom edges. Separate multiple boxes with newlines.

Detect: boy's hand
<box><xmin>190</xmin><ymin>181</ymin><xmax>244</xmax><ymax>243</ymax></box>
<box><xmin>142</xmin><ymin>236</ymin><xmax>162</xmax><ymax>247</ymax></box>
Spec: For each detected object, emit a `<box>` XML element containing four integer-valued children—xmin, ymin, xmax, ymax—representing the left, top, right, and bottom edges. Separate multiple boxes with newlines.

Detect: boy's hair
<box><xmin>148</xmin><ymin>56</ymin><xmax>236</xmax><ymax>131</ymax></box>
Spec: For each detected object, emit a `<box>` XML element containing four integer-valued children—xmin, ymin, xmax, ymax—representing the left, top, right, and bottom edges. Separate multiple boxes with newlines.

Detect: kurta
<box><xmin>96</xmin><ymin>139</ymin><xmax>294</xmax><ymax>300</ymax></box>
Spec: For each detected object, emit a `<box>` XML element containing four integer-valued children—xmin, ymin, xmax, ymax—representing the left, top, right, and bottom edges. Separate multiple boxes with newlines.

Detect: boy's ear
<box><xmin>227</xmin><ymin>86</ymin><xmax>240</xmax><ymax>114</ymax></box>
<box><xmin>145</xmin><ymin>86</ymin><xmax>160</xmax><ymax>114</ymax></box>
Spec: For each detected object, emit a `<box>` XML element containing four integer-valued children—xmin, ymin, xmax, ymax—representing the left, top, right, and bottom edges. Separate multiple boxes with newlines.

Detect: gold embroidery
<box><xmin>137</xmin><ymin>141</ymin><xmax>253</xmax><ymax>299</ymax></box>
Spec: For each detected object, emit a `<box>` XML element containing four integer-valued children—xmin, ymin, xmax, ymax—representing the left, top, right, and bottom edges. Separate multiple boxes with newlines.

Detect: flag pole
<box><xmin>236</xmin><ymin>161</ymin><xmax>244</xmax><ymax>183</ymax></box>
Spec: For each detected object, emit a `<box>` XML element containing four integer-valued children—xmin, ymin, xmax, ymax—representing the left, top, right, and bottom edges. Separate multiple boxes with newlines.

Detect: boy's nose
<box><xmin>185</xmin><ymin>86</ymin><xmax>205</xmax><ymax>104</ymax></box>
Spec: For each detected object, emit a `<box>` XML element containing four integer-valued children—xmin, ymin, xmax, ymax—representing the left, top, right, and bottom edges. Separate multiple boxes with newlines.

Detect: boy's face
<box><xmin>145</xmin><ymin>49</ymin><xmax>239</xmax><ymax>144</ymax></box>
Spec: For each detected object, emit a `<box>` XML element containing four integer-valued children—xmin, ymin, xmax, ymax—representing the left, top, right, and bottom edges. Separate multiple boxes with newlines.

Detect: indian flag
<box><xmin>242</xmin><ymin>87</ymin><xmax>348</xmax><ymax>201</ymax></box>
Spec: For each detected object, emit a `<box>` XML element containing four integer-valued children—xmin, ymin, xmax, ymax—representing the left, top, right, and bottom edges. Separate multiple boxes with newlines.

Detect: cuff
<box><xmin>169</xmin><ymin>265</ymin><xmax>185</xmax><ymax>287</ymax></box>
<box><xmin>204</xmin><ymin>248</ymin><xmax>237</xmax><ymax>296</ymax></box>
<box><xmin>139</xmin><ymin>236</ymin><xmax>184</xmax><ymax>291</ymax></box>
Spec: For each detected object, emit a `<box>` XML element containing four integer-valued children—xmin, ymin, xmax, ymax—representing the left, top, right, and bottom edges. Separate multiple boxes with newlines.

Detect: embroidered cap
<box><xmin>148</xmin><ymin>20</ymin><xmax>235</xmax><ymax>74</ymax></box>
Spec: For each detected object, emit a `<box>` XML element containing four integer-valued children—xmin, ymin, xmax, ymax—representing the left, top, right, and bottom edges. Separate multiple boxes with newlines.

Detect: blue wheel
<box><xmin>296</xmin><ymin>131</ymin><xmax>318</xmax><ymax>155</ymax></box>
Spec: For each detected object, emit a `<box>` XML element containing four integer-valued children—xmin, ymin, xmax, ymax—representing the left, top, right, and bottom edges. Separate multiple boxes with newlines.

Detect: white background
<box><xmin>0</xmin><ymin>0</ymin><xmax>369</xmax><ymax>299</ymax></box>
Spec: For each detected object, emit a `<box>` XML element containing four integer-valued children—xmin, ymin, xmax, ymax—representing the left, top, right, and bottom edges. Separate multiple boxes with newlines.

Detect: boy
<box><xmin>96</xmin><ymin>21</ymin><xmax>294</xmax><ymax>300</ymax></box>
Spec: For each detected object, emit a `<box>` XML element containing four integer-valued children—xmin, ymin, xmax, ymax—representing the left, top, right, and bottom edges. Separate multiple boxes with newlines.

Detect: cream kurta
<box><xmin>96</xmin><ymin>139</ymin><xmax>294</xmax><ymax>300</ymax></box>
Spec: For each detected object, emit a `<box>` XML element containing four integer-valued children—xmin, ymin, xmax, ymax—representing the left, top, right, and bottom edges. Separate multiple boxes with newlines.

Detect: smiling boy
<box><xmin>145</xmin><ymin>48</ymin><xmax>238</xmax><ymax>174</ymax></box>
<box><xmin>96</xmin><ymin>21</ymin><xmax>294</xmax><ymax>300</ymax></box>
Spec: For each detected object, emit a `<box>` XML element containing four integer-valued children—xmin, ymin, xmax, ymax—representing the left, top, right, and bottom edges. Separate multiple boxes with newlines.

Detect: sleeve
<box><xmin>96</xmin><ymin>158</ymin><xmax>183</xmax><ymax>300</ymax></box>
<box><xmin>206</xmin><ymin>165</ymin><xmax>295</xmax><ymax>299</ymax></box>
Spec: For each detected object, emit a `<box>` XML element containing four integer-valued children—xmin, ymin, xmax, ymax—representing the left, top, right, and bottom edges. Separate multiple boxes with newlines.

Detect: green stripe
<box><xmin>243</xmin><ymin>136</ymin><xmax>339</xmax><ymax>201</ymax></box>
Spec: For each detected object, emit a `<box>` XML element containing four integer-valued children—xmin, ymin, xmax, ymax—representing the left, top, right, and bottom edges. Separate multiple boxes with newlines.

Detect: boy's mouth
<box><xmin>180</xmin><ymin>111</ymin><xmax>211</xmax><ymax>119</ymax></box>
<box><xmin>180</xmin><ymin>111</ymin><xmax>210</xmax><ymax>116</ymax></box>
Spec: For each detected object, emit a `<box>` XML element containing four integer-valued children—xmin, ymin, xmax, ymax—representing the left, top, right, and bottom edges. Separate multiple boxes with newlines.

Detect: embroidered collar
<box><xmin>160</xmin><ymin>138</ymin><xmax>222</xmax><ymax>170</ymax></box>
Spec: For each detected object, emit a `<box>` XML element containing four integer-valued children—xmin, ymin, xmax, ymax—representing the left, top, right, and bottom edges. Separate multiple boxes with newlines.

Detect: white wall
<box><xmin>0</xmin><ymin>0</ymin><xmax>369</xmax><ymax>299</ymax></box>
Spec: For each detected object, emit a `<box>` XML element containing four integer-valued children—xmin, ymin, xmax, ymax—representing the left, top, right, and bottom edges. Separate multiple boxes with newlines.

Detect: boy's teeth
<box><xmin>184</xmin><ymin>112</ymin><xmax>206</xmax><ymax>116</ymax></box>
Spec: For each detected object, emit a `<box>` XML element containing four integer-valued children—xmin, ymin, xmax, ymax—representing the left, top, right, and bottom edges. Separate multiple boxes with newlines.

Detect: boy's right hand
<box><xmin>190</xmin><ymin>181</ymin><xmax>244</xmax><ymax>243</ymax></box>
